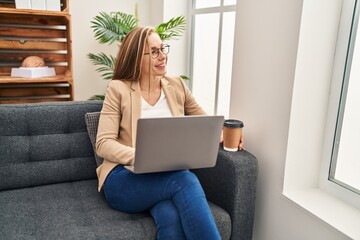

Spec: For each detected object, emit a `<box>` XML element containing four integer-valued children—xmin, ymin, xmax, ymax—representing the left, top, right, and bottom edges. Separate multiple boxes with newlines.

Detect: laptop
<box><xmin>125</xmin><ymin>115</ymin><xmax>224</xmax><ymax>174</ymax></box>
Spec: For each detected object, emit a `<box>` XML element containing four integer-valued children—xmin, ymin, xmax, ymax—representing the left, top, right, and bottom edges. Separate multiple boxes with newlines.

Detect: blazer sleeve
<box><xmin>95</xmin><ymin>81</ymin><xmax>135</xmax><ymax>166</ymax></box>
<box><xmin>179</xmin><ymin>77</ymin><xmax>207</xmax><ymax>115</ymax></box>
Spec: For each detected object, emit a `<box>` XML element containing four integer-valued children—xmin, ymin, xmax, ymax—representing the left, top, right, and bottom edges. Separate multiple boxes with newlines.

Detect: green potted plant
<box><xmin>87</xmin><ymin>7</ymin><xmax>187</xmax><ymax>100</ymax></box>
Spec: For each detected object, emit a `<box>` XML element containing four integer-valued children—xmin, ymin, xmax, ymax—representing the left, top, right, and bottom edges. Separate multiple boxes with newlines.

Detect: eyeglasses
<box><xmin>144</xmin><ymin>44</ymin><xmax>170</xmax><ymax>59</ymax></box>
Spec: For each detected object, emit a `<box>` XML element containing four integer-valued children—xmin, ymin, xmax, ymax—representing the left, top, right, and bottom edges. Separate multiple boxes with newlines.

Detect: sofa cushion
<box><xmin>84</xmin><ymin>112</ymin><xmax>103</xmax><ymax>167</ymax></box>
<box><xmin>0</xmin><ymin>101</ymin><xmax>103</xmax><ymax>191</ymax></box>
<box><xmin>0</xmin><ymin>179</ymin><xmax>231</xmax><ymax>240</ymax></box>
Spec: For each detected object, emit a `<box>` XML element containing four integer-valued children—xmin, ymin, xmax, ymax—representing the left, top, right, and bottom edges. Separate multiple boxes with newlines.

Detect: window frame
<box><xmin>189</xmin><ymin>0</ymin><xmax>236</xmax><ymax>115</ymax></box>
<box><xmin>319</xmin><ymin>0</ymin><xmax>360</xmax><ymax>209</ymax></box>
<box><xmin>282</xmin><ymin>0</ymin><xmax>360</xmax><ymax>238</ymax></box>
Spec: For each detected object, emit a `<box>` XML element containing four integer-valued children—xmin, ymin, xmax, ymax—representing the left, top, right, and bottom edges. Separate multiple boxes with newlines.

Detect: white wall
<box><xmin>230</xmin><ymin>0</ymin><xmax>351</xmax><ymax>239</ymax></box>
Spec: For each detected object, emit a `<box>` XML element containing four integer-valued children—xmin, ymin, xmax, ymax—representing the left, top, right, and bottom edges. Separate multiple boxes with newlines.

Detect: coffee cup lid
<box><xmin>223</xmin><ymin>119</ymin><xmax>244</xmax><ymax>128</ymax></box>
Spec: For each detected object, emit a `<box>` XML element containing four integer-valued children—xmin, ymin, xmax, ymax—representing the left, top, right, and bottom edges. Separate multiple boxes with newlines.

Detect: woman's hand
<box><xmin>238</xmin><ymin>135</ymin><xmax>244</xmax><ymax>150</ymax></box>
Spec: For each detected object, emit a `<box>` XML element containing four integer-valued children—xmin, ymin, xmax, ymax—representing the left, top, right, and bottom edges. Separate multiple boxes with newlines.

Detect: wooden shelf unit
<box><xmin>0</xmin><ymin>0</ymin><xmax>73</xmax><ymax>104</ymax></box>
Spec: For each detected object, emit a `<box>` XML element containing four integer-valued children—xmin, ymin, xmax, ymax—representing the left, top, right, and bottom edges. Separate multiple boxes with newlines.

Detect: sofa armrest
<box><xmin>192</xmin><ymin>145</ymin><xmax>258</xmax><ymax>240</ymax></box>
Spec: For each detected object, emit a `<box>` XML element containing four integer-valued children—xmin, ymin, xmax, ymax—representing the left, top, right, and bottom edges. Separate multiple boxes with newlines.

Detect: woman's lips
<box><xmin>155</xmin><ymin>64</ymin><xmax>166</xmax><ymax>70</ymax></box>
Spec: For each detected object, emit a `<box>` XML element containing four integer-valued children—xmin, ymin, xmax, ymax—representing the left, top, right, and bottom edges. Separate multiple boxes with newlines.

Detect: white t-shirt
<box><xmin>141</xmin><ymin>89</ymin><xmax>172</xmax><ymax>118</ymax></box>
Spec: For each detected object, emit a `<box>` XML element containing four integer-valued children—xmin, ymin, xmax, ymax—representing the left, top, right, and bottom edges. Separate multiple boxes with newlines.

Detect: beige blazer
<box><xmin>95</xmin><ymin>75</ymin><xmax>206</xmax><ymax>191</ymax></box>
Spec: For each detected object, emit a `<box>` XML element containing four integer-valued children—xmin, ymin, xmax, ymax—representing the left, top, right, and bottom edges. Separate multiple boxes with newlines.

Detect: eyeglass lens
<box><xmin>150</xmin><ymin>45</ymin><xmax>170</xmax><ymax>58</ymax></box>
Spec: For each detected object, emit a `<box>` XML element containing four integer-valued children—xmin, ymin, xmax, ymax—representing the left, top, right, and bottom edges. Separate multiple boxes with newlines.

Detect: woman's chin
<box><xmin>154</xmin><ymin>69</ymin><xmax>167</xmax><ymax>76</ymax></box>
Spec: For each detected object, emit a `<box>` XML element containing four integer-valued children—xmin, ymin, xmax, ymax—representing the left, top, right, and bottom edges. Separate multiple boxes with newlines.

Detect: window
<box><xmin>189</xmin><ymin>0</ymin><xmax>237</xmax><ymax>117</ymax></box>
<box><xmin>329</xmin><ymin>0</ymin><xmax>360</xmax><ymax>193</ymax></box>
<box><xmin>282</xmin><ymin>0</ymin><xmax>360</xmax><ymax>237</ymax></box>
<box><xmin>320</xmin><ymin>0</ymin><xmax>360</xmax><ymax>208</ymax></box>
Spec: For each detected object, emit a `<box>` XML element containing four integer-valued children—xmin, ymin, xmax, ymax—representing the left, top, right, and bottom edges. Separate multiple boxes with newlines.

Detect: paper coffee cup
<box><xmin>223</xmin><ymin>119</ymin><xmax>244</xmax><ymax>152</ymax></box>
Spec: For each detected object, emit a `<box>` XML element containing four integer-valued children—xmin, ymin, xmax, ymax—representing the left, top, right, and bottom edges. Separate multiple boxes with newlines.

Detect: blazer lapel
<box><xmin>161</xmin><ymin>78</ymin><xmax>181</xmax><ymax>116</ymax></box>
<box><xmin>129</xmin><ymin>80</ymin><xmax>141</xmax><ymax>147</ymax></box>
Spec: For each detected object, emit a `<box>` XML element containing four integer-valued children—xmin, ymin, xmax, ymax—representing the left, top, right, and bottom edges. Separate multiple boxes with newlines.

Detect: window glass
<box><xmin>217</xmin><ymin>12</ymin><xmax>236</xmax><ymax>117</ymax></box>
<box><xmin>191</xmin><ymin>13</ymin><xmax>220</xmax><ymax>114</ymax></box>
<box><xmin>224</xmin><ymin>0</ymin><xmax>237</xmax><ymax>6</ymax></box>
<box><xmin>330</xmin><ymin>8</ymin><xmax>360</xmax><ymax>193</ymax></box>
<box><xmin>191</xmin><ymin>0</ymin><xmax>237</xmax><ymax>116</ymax></box>
<box><xmin>195</xmin><ymin>0</ymin><xmax>221</xmax><ymax>9</ymax></box>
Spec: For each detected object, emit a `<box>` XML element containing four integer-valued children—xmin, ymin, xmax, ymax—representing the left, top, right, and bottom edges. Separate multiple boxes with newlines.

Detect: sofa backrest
<box><xmin>0</xmin><ymin>101</ymin><xmax>103</xmax><ymax>191</ymax></box>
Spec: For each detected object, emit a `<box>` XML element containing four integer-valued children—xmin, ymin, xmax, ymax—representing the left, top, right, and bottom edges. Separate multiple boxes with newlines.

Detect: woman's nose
<box><xmin>158</xmin><ymin>50</ymin><xmax>166</xmax><ymax>60</ymax></box>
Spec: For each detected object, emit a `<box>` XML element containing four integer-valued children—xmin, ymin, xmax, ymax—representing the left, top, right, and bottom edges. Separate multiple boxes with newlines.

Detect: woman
<box><xmin>95</xmin><ymin>26</ymin><xmax>242</xmax><ymax>239</ymax></box>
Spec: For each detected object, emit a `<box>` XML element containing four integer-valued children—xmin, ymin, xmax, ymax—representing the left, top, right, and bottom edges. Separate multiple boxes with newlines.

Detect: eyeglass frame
<box><xmin>144</xmin><ymin>44</ymin><xmax>170</xmax><ymax>59</ymax></box>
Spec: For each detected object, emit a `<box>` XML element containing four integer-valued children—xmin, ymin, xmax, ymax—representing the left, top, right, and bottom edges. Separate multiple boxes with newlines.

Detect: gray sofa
<box><xmin>0</xmin><ymin>101</ymin><xmax>258</xmax><ymax>240</ymax></box>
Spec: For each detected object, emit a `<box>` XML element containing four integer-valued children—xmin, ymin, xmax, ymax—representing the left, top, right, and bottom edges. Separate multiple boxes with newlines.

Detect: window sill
<box><xmin>283</xmin><ymin>188</ymin><xmax>360</xmax><ymax>239</ymax></box>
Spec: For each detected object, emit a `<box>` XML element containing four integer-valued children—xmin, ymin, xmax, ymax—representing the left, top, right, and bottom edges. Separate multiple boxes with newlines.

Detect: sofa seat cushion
<box><xmin>0</xmin><ymin>179</ymin><xmax>231</xmax><ymax>240</ymax></box>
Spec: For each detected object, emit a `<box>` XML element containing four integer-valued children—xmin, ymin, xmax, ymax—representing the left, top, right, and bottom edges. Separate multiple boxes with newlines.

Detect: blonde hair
<box><xmin>112</xmin><ymin>26</ymin><xmax>155</xmax><ymax>81</ymax></box>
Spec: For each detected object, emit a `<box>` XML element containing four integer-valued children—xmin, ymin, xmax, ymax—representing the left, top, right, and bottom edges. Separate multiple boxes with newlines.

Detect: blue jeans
<box><xmin>103</xmin><ymin>165</ymin><xmax>221</xmax><ymax>240</ymax></box>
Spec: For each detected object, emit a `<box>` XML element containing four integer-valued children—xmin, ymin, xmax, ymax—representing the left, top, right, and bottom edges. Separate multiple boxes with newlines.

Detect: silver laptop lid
<box><xmin>132</xmin><ymin>115</ymin><xmax>224</xmax><ymax>174</ymax></box>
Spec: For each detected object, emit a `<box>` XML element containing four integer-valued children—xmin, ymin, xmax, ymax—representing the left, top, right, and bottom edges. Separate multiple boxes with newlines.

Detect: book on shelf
<box><xmin>13</xmin><ymin>0</ymin><xmax>61</xmax><ymax>11</ymax></box>
<box><xmin>11</xmin><ymin>66</ymin><xmax>56</xmax><ymax>78</ymax></box>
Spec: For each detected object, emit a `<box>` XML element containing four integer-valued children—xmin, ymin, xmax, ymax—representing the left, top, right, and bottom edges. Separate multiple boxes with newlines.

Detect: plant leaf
<box><xmin>91</xmin><ymin>12</ymin><xmax>125</xmax><ymax>44</ymax></box>
<box><xmin>180</xmin><ymin>75</ymin><xmax>190</xmax><ymax>81</ymax></box>
<box><xmin>110</xmin><ymin>11</ymin><xmax>138</xmax><ymax>41</ymax></box>
<box><xmin>87</xmin><ymin>52</ymin><xmax>116</xmax><ymax>80</ymax></box>
<box><xmin>156</xmin><ymin>16</ymin><xmax>186</xmax><ymax>41</ymax></box>
<box><xmin>88</xmin><ymin>94</ymin><xmax>105</xmax><ymax>100</ymax></box>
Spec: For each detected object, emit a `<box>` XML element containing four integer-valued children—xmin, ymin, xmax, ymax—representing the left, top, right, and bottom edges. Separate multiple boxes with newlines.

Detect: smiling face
<box><xmin>141</xmin><ymin>33</ymin><xmax>168</xmax><ymax>78</ymax></box>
